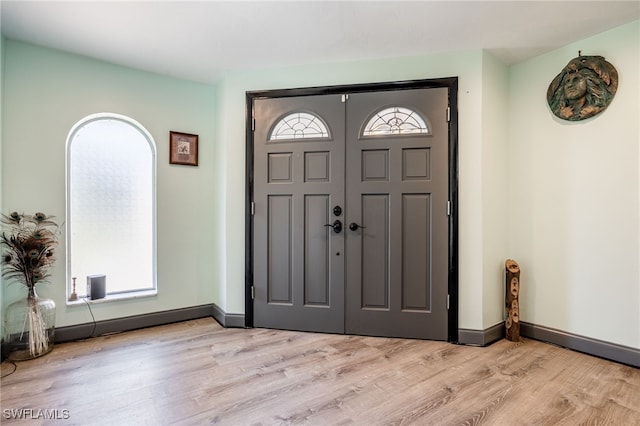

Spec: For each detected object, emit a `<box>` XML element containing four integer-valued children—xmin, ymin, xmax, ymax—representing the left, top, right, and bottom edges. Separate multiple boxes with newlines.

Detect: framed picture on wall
<box><xmin>169</xmin><ymin>131</ymin><xmax>199</xmax><ymax>166</ymax></box>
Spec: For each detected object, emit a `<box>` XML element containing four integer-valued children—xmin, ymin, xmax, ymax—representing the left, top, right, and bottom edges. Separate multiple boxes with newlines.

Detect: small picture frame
<box><xmin>169</xmin><ymin>131</ymin><xmax>198</xmax><ymax>166</ymax></box>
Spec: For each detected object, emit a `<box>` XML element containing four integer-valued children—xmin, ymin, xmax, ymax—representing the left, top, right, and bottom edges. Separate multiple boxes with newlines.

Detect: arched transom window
<box><xmin>362</xmin><ymin>106</ymin><xmax>430</xmax><ymax>137</ymax></box>
<box><xmin>269</xmin><ymin>112</ymin><xmax>330</xmax><ymax>141</ymax></box>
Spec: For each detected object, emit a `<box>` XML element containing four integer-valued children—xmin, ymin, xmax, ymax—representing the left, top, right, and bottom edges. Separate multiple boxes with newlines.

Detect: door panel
<box><xmin>304</xmin><ymin>194</ymin><xmax>330</xmax><ymax>306</ymax></box>
<box><xmin>253</xmin><ymin>95</ymin><xmax>345</xmax><ymax>333</ymax></box>
<box><xmin>345</xmin><ymin>88</ymin><xmax>449</xmax><ymax>340</ymax></box>
<box><xmin>402</xmin><ymin>193</ymin><xmax>431</xmax><ymax>311</ymax></box>
<box><xmin>360</xmin><ymin>194</ymin><xmax>389</xmax><ymax>309</ymax></box>
<box><xmin>267</xmin><ymin>195</ymin><xmax>293</xmax><ymax>303</ymax></box>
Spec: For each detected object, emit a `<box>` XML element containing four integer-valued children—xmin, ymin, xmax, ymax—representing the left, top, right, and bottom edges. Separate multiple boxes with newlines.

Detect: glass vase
<box><xmin>3</xmin><ymin>287</ymin><xmax>56</xmax><ymax>361</ymax></box>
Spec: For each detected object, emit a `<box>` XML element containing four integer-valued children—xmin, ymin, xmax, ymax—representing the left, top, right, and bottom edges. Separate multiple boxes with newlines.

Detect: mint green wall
<box><xmin>481</xmin><ymin>51</ymin><xmax>510</xmax><ymax>329</ymax></box>
<box><xmin>1</xmin><ymin>40</ymin><xmax>218</xmax><ymax>327</ymax></box>
<box><xmin>508</xmin><ymin>21</ymin><xmax>640</xmax><ymax>348</ymax></box>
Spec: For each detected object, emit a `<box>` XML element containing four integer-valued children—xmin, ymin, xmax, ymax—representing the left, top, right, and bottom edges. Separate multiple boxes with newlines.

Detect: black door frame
<box><xmin>245</xmin><ymin>77</ymin><xmax>459</xmax><ymax>342</ymax></box>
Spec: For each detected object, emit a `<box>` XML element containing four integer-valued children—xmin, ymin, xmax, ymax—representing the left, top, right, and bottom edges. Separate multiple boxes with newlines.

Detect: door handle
<box><xmin>349</xmin><ymin>222</ymin><xmax>366</xmax><ymax>231</ymax></box>
<box><xmin>324</xmin><ymin>220</ymin><xmax>343</xmax><ymax>233</ymax></box>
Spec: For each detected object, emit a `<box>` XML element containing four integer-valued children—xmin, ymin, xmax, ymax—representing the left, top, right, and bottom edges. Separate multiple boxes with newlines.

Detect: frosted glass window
<box><xmin>362</xmin><ymin>106</ymin><xmax>430</xmax><ymax>137</ymax></box>
<box><xmin>269</xmin><ymin>112</ymin><xmax>330</xmax><ymax>141</ymax></box>
<box><xmin>67</xmin><ymin>114</ymin><xmax>156</xmax><ymax>297</ymax></box>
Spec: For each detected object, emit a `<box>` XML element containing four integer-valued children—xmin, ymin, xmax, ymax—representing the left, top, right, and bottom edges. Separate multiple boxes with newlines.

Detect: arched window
<box><xmin>269</xmin><ymin>111</ymin><xmax>330</xmax><ymax>141</ymax></box>
<box><xmin>362</xmin><ymin>106</ymin><xmax>430</xmax><ymax>137</ymax></box>
<box><xmin>66</xmin><ymin>113</ymin><xmax>156</xmax><ymax>299</ymax></box>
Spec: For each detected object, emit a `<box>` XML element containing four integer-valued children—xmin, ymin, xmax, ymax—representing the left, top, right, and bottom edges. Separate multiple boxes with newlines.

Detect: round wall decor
<box><xmin>547</xmin><ymin>55</ymin><xmax>618</xmax><ymax>121</ymax></box>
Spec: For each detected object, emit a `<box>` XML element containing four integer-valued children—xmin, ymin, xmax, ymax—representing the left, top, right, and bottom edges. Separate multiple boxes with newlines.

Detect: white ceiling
<box><xmin>1</xmin><ymin>1</ymin><xmax>639</xmax><ymax>85</ymax></box>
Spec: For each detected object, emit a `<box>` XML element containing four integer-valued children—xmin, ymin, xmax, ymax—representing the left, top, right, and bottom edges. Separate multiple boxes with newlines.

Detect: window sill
<box><xmin>65</xmin><ymin>290</ymin><xmax>157</xmax><ymax>306</ymax></box>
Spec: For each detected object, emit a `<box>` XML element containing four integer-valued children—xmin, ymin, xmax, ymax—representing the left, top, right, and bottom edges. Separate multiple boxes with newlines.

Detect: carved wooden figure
<box><xmin>505</xmin><ymin>259</ymin><xmax>521</xmax><ymax>342</ymax></box>
<box><xmin>547</xmin><ymin>55</ymin><xmax>618</xmax><ymax>121</ymax></box>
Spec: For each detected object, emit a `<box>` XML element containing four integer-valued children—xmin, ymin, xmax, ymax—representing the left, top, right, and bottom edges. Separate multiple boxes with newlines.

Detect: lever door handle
<box><xmin>324</xmin><ymin>220</ymin><xmax>343</xmax><ymax>233</ymax></box>
<box><xmin>349</xmin><ymin>222</ymin><xmax>366</xmax><ymax>231</ymax></box>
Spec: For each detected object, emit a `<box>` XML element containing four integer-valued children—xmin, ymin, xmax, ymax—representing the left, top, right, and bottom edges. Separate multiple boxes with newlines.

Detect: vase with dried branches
<box><xmin>1</xmin><ymin>212</ymin><xmax>61</xmax><ymax>360</ymax></box>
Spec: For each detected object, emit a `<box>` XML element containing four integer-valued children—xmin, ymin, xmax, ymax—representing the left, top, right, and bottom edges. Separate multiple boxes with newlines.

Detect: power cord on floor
<box><xmin>1</xmin><ymin>360</ymin><xmax>18</xmax><ymax>378</ymax></box>
<box><xmin>82</xmin><ymin>297</ymin><xmax>98</xmax><ymax>338</ymax></box>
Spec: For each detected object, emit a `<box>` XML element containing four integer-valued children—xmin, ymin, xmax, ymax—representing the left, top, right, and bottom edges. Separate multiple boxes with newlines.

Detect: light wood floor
<box><xmin>1</xmin><ymin>317</ymin><xmax>638</xmax><ymax>425</ymax></box>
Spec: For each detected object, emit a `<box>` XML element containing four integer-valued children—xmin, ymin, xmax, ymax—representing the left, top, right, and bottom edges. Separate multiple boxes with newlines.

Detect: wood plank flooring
<box><xmin>1</xmin><ymin>317</ymin><xmax>638</xmax><ymax>425</ymax></box>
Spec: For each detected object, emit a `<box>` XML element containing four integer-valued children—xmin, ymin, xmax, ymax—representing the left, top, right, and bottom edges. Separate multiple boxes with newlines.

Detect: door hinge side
<box><xmin>251</xmin><ymin>285</ymin><xmax>255</xmax><ymax>300</ymax></box>
<box><xmin>341</xmin><ymin>94</ymin><xmax>349</xmax><ymax>103</ymax></box>
<box><xmin>447</xmin><ymin>294</ymin><xmax>450</xmax><ymax>310</ymax></box>
<box><xmin>447</xmin><ymin>201</ymin><xmax>451</xmax><ymax>216</ymax></box>
<box><xmin>446</xmin><ymin>107</ymin><xmax>451</xmax><ymax>123</ymax></box>
<box><xmin>251</xmin><ymin>201</ymin><xmax>255</xmax><ymax>216</ymax></box>
<box><xmin>252</xmin><ymin>117</ymin><xmax>256</xmax><ymax>131</ymax></box>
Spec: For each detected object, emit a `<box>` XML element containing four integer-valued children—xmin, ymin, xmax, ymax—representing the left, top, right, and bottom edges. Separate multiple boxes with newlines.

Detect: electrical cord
<box><xmin>1</xmin><ymin>360</ymin><xmax>17</xmax><ymax>378</ymax></box>
<box><xmin>82</xmin><ymin>297</ymin><xmax>97</xmax><ymax>338</ymax></box>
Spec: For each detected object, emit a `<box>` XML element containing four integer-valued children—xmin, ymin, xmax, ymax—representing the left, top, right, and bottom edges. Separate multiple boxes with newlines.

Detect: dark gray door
<box><xmin>253</xmin><ymin>95</ymin><xmax>346</xmax><ymax>333</ymax></box>
<box><xmin>344</xmin><ymin>89</ymin><xmax>449</xmax><ymax>340</ymax></box>
<box><xmin>253</xmin><ymin>87</ymin><xmax>449</xmax><ymax>340</ymax></box>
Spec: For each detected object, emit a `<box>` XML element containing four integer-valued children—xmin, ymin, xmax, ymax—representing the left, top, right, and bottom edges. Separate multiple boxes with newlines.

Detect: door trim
<box><xmin>245</xmin><ymin>77</ymin><xmax>459</xmax><ymax>342</ymax></box>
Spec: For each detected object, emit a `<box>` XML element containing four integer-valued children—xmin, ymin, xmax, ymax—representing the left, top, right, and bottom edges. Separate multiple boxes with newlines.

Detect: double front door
<box><xmin>252</xmin><ymin>87</ymin><xmax>449</xmax><ymax>340</ymax></box>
